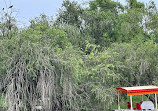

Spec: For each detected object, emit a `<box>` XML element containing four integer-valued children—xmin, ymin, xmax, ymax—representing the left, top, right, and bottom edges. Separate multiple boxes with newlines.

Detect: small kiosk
<box><xmin>114</xmin><ymin>85</ymin><xmax>158</xmax><ymax>111</ymax></box>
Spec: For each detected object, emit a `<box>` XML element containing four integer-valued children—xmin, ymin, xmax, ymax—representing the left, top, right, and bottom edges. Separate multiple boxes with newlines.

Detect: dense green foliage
<box><xmin>0</xmin><ymin>0</ymin><xmax>158</xmax><ymax>111</ymax></box>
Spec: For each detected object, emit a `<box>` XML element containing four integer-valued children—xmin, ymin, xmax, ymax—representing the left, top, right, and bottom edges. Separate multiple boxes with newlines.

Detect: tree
<box><xmin>82</xmin><ymin>0</ymin><xmax>124</xmax><ymax>47</ymax></box>
<box><xmin>145</xmin><ymin>1</ymin><xmax>158</xmax><ymax>43</ymax></box>
<box><xmin>0</xmin><ymin>7</ymin><xmax>18</xmax><ymax>39</ymax></box>
<box><xmin>56</xmin><ymin>0</ymin><xmax>83</xmax><ymax>28</ymax></box>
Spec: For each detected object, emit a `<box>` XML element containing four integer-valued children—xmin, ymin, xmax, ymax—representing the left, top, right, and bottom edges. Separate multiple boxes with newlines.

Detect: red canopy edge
<box><xmin>116</xmin><ymin>86</ymin><xmax>158</xmax><ymax>96</ymax></box>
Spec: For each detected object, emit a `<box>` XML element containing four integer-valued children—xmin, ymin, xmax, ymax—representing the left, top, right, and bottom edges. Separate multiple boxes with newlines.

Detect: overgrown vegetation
<box><xmin>0</xmin><ymin>0</ymin><xmax>158</xmax><ymax>110</ymax></box>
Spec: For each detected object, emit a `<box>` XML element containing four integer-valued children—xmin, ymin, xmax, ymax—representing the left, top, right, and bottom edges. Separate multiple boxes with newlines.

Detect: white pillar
<box><xmin>155</xmin><ymin>93</ymin><xmax>157</xmax><ymax>109</ymax></box>
<box><xmin>118</xmin><ymin>92</ymin><xmax>120</xmax><ymax>110</ymax></box>
<box><xmin>130</xmin><ymin>95</ymin><xmax>133</xmax><ymax>110</ymax></box>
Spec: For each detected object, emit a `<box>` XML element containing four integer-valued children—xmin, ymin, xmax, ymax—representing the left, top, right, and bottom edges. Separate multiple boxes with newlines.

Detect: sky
<box><xmin>0</xmin><ymin>0</ymin><xmax>157</xmax><ymax>27</ymax></box>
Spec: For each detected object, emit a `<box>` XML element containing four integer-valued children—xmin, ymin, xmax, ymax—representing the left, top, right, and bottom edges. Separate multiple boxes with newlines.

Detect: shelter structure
<box><xmin>115</xmin><ymin>85</ymin><xmax>158</xmax><ymax>111</ymax></box>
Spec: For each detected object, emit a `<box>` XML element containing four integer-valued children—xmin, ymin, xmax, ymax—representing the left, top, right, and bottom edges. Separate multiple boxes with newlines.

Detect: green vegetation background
<box><xmin>0</xmin><ymin>0</ymin><xmax>158</xmax><ymax>110</ymax></box>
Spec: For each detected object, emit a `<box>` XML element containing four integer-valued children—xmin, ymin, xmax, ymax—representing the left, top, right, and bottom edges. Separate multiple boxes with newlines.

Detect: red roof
<box><xmin>116</xmin><ymin>85</ymin><xmax>158</xmax><ymax>96</ymax></box>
